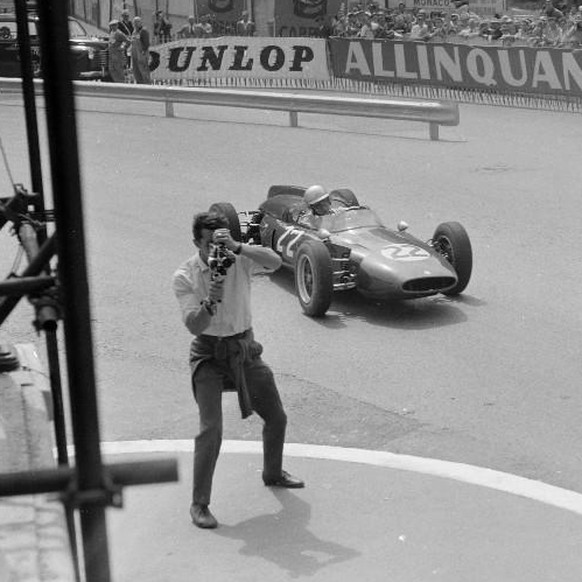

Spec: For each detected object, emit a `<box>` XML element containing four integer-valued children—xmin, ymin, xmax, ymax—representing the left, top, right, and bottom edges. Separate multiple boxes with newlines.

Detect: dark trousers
<box><xmin>191</xmin><ymin>357</ymin><xmax>287</xmax><ymax>506</ymax></box>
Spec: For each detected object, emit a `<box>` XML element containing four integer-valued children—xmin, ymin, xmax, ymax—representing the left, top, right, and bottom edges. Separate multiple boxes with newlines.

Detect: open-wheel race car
<box><xmin>209</xmin><ymin>185</ymin><xmax>473</xmax><ymax>317</ymax></box>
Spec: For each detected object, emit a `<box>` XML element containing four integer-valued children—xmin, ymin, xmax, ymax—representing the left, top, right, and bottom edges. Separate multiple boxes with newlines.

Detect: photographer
<box><xmin>172</xmin><ymin>212</ymin><xmax>304</xmax><ymax>530</ymax></box>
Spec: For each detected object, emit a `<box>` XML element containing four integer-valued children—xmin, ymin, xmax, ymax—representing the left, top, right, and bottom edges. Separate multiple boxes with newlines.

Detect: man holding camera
<box><xmin>172</xmin><ymin>212</ymin><xmax>305</xmax><ymax>529</ymax></box>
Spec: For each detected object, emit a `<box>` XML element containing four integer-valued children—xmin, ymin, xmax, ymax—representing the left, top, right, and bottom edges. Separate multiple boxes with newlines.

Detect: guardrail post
<box><xmin>289</xmin><ymin>110</ymin><xmax>298</xmax><ymax>128</ymax></box>
<box><xmin>165</xmin><ymin>100</ymin><xmax>175</xmax><ymax>118</ymax></box>
<box><xmin>429</xmin><ymin>122</ymin><xmax>439</xmax><ymax>141</ymax></box>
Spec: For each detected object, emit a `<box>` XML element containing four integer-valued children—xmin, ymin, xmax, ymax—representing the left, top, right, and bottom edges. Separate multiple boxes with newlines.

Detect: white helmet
<box><xmin>304</xmin><ymin>185</ymin><xmax>329</xmax><ymax>207</ymax></box>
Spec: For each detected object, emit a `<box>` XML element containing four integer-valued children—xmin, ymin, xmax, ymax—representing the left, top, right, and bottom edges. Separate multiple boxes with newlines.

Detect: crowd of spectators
<box><xmin>149</xmin><ymin>8</ymin><xmax>255</xmax><ymax>42</ymax></box>
<box><xmin>315</xmin><ymin>0</ymin><xmax>582</xmax><ymax>48</ymax></box>
<box><xmin>110</xmin><ymin>1</ymin><xmax>582</xmax><ymax>52</ymax></box>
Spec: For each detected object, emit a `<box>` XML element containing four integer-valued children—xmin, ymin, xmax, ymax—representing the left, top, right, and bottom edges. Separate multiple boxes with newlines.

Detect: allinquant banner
<box><xmin>150</xmin><ymin>36</ymin><xmax>331</xmax><ymax>82</ymax></box>
<box><xmin>328</xmin><ymin>38</ymin><xmax>582</xmax><ymax>97</ymax></box>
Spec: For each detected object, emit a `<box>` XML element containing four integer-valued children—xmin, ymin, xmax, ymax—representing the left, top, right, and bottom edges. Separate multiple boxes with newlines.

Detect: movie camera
<box><xmin>207</xmin><ymin>241</ymin><xmax>236</xmax><ymax>281</ymax></box>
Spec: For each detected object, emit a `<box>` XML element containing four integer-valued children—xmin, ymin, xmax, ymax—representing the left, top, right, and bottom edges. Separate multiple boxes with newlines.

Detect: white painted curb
<box><xmin>90</xmin><ymin>439</ymin><xmax>582</xmax><ymax>516</ymax></box>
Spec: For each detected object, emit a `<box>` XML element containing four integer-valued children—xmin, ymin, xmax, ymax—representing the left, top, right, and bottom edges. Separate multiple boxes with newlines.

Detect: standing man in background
<box><xmin>131</xmin><ymin>16</ymin><xmax>151</xmax><ymax>84</ymax></box>
<box><xmin>107</xmin><ymin>19</ymin><xmax>129</xmax><ymax>83</ymax></box>
<box><xmin>236</xmin><ymin>10</ymin><xmax>255</xmax><ymax>36</ymax></box>
<box><xmin>118</xmin><ymin>8</ymin><xmax>134</xmax><ymax>36</ymax></box>
<box><xmin>173</xmin><ymin>212</ymin><xmax>304</xmax><ymax>530</ymax></box>
<box><xmin>153</xmin><ymin>9</ymin><xmax>173</xmax><ymax>43</ymax></box>
<box><xmin>178</xmin><ymin>15</ymin><xmax>201</xmax><ymax>38</ymax></box>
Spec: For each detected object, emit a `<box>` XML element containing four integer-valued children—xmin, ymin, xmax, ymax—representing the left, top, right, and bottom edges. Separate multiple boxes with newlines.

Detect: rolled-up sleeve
<box><xmin>173</xmin><ymin>265</ymin><xmax>205</xmax><ymax>329</ymax></box>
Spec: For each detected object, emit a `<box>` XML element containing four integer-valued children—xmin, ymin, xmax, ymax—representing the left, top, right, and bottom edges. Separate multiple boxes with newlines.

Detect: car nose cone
<box><xmin>357</xmin><ymin>246</ymin><xmax>455</xmax><ymax>299</ymax></box>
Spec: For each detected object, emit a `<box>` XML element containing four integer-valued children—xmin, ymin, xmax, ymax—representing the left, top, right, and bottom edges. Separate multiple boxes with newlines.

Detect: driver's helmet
<box><xmin>304</xmin><ymin>185</ymin><xmax>329</xmax><ymax>208</ymax></box>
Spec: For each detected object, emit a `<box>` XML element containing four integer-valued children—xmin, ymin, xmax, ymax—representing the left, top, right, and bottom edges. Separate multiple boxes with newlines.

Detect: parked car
<box><xmin>0</xmin><ymin>13</ymin><xmax>108</xmax><ymax>80</ymax></box>
<box><xmin>209</xmin><ymin>185</ymin><xmax>473</xmax><ymax>317</ymax></box>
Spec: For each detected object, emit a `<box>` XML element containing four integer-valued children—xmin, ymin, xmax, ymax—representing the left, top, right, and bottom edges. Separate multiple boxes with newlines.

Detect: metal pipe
<box><xmin>0</xmin><ymin>234</ymin><xmax>56</xmax><ymax>325</ymax></box>
<box><xmin>35</xmin><ymin>1</ymin><xmax>110</xmax><ymax>580</ymax></box>
<box><xmin>14</xmin><ymin>0</ymin><xmax>47</xmax><ymax>245</ymax></box>
<box><xmin>45</xmin><ymin>326</ymin><xmax>69</xmax><ymax>466</ymax></box>
<box><xmin>0</xmin><ymin>275</ymin><xmax>55</xmax><ymax>295</ymax></box>
<box><xmin>0</xmin><ymin>459</ymin><xmax>180</xmax><ymax>496</ymax></box>
<box><xmin>44</xmin><ymin>324</ymin><xmax>81</xmax><ymax>582</ymax></box>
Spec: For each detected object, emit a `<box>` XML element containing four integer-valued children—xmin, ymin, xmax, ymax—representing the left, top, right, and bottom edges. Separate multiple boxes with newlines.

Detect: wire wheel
<box><xmin>294</xmin><ymin>240</ymin><xmax>333</xmax><ymax>317</ymax></box>
<box><xmin>433</xmin><ymin>221</ymin><xmax>473</xmax><ymax>295</ymax></box>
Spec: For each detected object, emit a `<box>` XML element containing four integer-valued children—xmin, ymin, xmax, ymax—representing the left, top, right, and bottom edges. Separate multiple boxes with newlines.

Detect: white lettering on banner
<box><xmin>563</xmin><ymin>53</ymin><xmax>582</xmax><ymax>91</ymax></box>
<box><xmin>532</xmin><ymin>52</ymin><xmax>562</xmax><ymax>90</ymax></box>
<box><xmin>395</xmin><ymin>44</ymin><xmax>417</xmax><ymax>79</ymax></box>
<box><xmin>498</xmin><ymin>50</ymin><xmax>527</xmax><ymax>87</ymax></box>
<box><xmin>412</xmin><ymin>0</ymin><xmax>451</xmax><ymax>7</ymax></box>
<box><xmin>466</xmin><ymin>48</ymin><xmax>496</xmax><ymax>86</ymax></box>
<box><xmin>388</xmin><ymin>0</ymin><xmax>505</xmax><ymax>11</ymax></box>
<box><xmin>150</xmin><ymin>36</ymin><xmax>330</xmax><ymax>82</ymax></box>
<box><xmin>346</xmin><ymin>42</ymin><xmax>371</xmax><ymax>75</ymax></box>
<box><xmin>417</xmin><ymin>44</ymin><xmax>431</xmax><ymax>80</ymax></box>
<box><xmin>372</xmin><ymin>43</ymin><xmax>394</xmax><ymax>77</ymax></box>
<box><xmin>338</xmin><ymin>40</ymin><xmax>582</xmax><ymax>95</ymax></box>
<box><xmin>434</xmin><ymin>46</ymin><xmax>462</xmax><ymax>82</ymax></box>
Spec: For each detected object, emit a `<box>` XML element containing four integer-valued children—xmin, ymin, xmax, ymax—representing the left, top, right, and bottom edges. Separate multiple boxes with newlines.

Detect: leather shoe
<box><xmin>190</xmin><ymin>504</ymin><xmax>218</xmax><ymax>529</ymax></box>
<box><xmin>263</xmin><ymin>470</ymin><xmax>305</xmax><ymax>488</ymax></box>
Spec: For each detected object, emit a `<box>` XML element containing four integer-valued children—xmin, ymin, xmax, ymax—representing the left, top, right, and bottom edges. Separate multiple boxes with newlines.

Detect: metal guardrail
<box><xmin>0</xmin><ymin>78</ymin><xmax>460</xmax><ymax>141</ymax></box>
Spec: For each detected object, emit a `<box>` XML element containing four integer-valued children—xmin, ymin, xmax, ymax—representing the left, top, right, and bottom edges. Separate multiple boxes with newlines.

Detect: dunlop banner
<box><xmin>328</xmin><ymin>38</ymin><xmax>582</xmax><ymax>97</ymax></box>
<box><xmin>150</xmin><ymin>37</ymin><xmax>331</xmax><ymax>82</ymax></box>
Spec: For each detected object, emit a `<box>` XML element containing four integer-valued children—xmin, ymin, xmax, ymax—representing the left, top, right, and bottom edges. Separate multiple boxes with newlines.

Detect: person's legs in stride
<box><xmin>245</xmin><ymin>359</ymin><xmax>304</xmax><ymax>488</ymax></box>
<box><xmin>190</xmin><ymin>363</ymin><xmax>223</xmax><ymax>528</ymax></box>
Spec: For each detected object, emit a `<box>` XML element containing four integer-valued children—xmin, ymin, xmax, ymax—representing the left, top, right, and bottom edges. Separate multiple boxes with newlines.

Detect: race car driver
<box><xmin>296</xmin><ymin>184</ymin><xmax>339</xmax><ymax>228</ymax></box>
<box><xmin>303</xmin><ymin>184</ymin><xmax>333</xmax><ymax>216</ymax></box>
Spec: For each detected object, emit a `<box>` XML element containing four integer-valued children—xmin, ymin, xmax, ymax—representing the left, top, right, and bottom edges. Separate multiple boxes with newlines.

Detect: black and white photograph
<box><xmin>1</xmin><ymin>0</ymin><xmax>582</xmax><ymax>580</ymax></box>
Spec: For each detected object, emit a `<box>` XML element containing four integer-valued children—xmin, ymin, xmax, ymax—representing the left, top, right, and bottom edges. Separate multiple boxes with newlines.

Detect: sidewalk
<box><xmin>0</xmin><ymin>344</ymin><xmax>76</xmax><ymax>582</ymax></box>
<box><xmin>106</xmin><ymin>445</ymin><xmax>582</xmax><ymax>582</ymax></box>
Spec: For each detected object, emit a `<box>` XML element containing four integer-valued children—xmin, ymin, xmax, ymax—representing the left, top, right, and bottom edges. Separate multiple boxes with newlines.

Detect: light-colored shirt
<box><xmin>173</xmin><ymin>251</ymin><xmax>271</xmax><ymax>337</ymax></box>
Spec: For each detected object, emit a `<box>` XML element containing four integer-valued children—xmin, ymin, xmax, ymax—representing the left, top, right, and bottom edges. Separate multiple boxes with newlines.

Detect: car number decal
<box><xmin>381</xmin><ymin>244</ymin><xmax>430</xmax><ymax>261</ymax></box>
<box><xmin>276</xmin><ymin>226</ymin><xmax>304</xmax><ymax>258</ymax></box>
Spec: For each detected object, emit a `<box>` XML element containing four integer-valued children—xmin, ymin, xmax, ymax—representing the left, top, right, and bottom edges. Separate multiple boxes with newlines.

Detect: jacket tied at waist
<box><xmin>189</xmin><ymin>328</ymin><xmax>263</xmax><ymax>419</ymax></box>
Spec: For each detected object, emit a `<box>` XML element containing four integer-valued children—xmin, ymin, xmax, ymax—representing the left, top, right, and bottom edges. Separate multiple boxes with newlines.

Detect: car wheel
<box><xmin>209</xmin><ymin>202</ymin><xmax>242</xmax><ymax>242</ymax></box>
<box><xmin>433</xmin><ymin>221</ymin><xmax>472</xmax><ymax>295</ymax></box>
<box><xmin>294</xmin><ymin>240</ymin><xmax>333</xmax><ymax>317</ymax></box>
<box><xmin>329</xmin><ymin>188</ymin><xmax>359</xmax><ymax>207</ymax></box>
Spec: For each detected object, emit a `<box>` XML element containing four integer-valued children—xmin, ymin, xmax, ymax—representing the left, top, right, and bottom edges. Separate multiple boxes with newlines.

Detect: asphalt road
<box><xmin>1</xmin><ymin>92</ymin><xmax>581</xmax><ymax>497</ymax></box>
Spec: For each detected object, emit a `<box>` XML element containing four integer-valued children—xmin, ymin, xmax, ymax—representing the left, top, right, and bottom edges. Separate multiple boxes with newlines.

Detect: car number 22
<box><xmin>276</xmin><ymin>226</ymin><xmax>305</xmax><ymax>258</ymax></box>
<box><xmin>381</xmin><ymin>244</ymin><xmax>430</xmax><ymax>261</ymax></box>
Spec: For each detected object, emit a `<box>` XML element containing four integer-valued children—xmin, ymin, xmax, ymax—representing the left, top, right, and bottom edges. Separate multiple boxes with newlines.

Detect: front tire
<box><xmin>294</xmin><ymin>240</ymin><xmax>333</xmax><ymax>317</ymax></box>
<box><xmin>209</xmin><ymin>202</ymin><xmax>242</xmax><ymax>242</ymax></box>
<box><xmin>433</xmin><ymin>221</ymin><xmax>472</xmax><ymax>295</ymax></box>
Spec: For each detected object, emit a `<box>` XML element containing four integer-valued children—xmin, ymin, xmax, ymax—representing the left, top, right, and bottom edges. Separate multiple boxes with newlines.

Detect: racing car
<box><xmin>209</xmin><ymin>185</ymin><xmax>473</xmax><ymax>317</ymax></box>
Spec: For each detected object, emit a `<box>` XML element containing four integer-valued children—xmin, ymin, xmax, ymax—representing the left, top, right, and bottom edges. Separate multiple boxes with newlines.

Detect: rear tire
<box><xmin>267</xmin><ymin>185</ymin><xmax>306</xmax><ymax>199</ymax></box>
<box><xmin>433</xmin><ymin>221</ymin><xmax>472</xmax><ymax>295</ymax></box>
<box><xmin>294</xmin><ymin>240</ymin><xmax>333</xmax><ymax>317</ymax></box>
<box><xmin>209</xmin><ymin>202</ymin><xmax>242</xmax><ymax>242</ymax></box>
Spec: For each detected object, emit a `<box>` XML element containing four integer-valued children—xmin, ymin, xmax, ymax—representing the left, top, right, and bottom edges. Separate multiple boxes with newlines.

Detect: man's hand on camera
<box><xmin>213</xmin><ymin>228</ymin><xmax>240</xmax><ymax>252</ymax></box>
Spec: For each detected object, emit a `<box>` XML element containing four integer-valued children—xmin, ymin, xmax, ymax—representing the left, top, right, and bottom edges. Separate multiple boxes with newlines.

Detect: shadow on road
<box><xmin>267</xmin><ymin>270</ymin><xmax>485</xmax><ymax>330</ymax></box>
<box><xmin>213</xmin><ymin>489</ymin><xmax>360</xmax><ymax>577</ymax></box>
